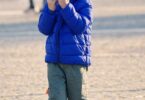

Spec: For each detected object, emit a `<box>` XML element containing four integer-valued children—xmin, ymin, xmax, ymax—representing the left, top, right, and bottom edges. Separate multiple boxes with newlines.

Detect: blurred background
<box><xmin>0</xmin><ymin>0</ymin><xmax>145</xmax><ymax>100</ymax></box>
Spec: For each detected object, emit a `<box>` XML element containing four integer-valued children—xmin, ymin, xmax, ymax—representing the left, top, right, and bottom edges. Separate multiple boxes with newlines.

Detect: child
<box><xmin>38</xmin><ymin>0</ymin><xmax>92</xmax><ymax>99</ymax></box>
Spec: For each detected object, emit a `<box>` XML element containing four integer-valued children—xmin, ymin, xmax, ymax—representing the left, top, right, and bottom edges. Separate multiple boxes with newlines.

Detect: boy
<box><xmin>38</xmin><ymin>0</ymin><xmax>92</xmax><ymax>99</ymax></box>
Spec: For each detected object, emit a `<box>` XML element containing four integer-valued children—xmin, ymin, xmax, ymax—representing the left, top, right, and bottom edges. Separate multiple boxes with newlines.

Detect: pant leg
<box><xmin>29</xmin><ymin>0</ymin><xmax>34</xmax><ymax>9</ymax></box>
<box><xmin>47</xmin><ymin>63</ymin><xmax>67</xmax><ymax>100</ymax></box>
<box><xmin>60</xmin><ymin>64</ymin><xmax>88</xmax><ymax>100</ymax></box>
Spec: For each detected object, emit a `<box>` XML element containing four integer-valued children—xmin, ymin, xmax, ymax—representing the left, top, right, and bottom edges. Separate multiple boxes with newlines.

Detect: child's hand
<box><xmin>58</xmin><ymin>0</ymin><xmax>69</xmax><ymax>9</ymax></box>
<box><xmin>47</xmin><ymin>0</ymin><xmax>57</xmax><ymax>11</ymax></box>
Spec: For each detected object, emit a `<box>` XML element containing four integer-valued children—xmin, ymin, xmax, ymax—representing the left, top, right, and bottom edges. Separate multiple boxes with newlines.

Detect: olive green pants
<box><xmin>47</xmin><ymin>63</ymin><xmax>88</xmax><ymax>100</ymax></box>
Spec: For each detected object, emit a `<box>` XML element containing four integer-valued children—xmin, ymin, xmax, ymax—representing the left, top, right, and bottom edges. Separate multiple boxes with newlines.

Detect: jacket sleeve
<box><xmin>60</xmin><ymin>1</ymin><xmax>92</xmax><ymax>34</ymax></box>
<box><xmin>38</xmin><ymin>4</ymin><xmax>56</xmax><ymax>36</ymax></box>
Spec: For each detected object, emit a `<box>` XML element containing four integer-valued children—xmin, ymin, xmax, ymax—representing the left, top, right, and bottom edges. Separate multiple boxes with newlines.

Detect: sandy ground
<box><xmin>0</xmin><ymin>0</ymin><xmax>145</xmax><ymax>100</ymax></box>
<box><xmin>0</xmin><ymin>30</ymin><xmax>145</xmax><ymax>100</ymax></box>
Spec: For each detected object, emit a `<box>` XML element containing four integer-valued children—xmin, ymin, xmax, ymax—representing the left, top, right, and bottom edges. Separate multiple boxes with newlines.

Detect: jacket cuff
<box><xmin>47</xmin><ymin>8</ymin><xmax>56</xmax><ymax>14</ymax></box>
<box><xmin>60</xmin><ymin>3</ymin><xmax>75</xmax><ymax>20</ymax></box>
<box><xmin>43</xmin><ymin>4</ymin><xmax>56</xmax><ymax>15</ymax></box>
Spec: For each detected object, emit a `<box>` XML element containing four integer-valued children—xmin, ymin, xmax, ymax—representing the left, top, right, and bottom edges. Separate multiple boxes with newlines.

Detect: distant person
<box><xmin>29</xmin><ymin>0</ymin><xmax>35</xmax><ymax>9</ymax></box>
<box><xmin>25</xmin><ymin>0</ymin><xmax>46</xmax><ymax>13</ymax></box>
<box><xmin>25</xmin><ymin>0</ymin><xmax>34</xmax><ymax>12</ymax></box>
<box><xmin>38</xmin><ymin>0</ymin><xmax>93</xmax><ymax>99</ymax></box>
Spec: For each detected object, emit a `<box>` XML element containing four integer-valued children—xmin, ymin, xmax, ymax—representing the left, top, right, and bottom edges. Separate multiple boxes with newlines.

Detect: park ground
<box><xmin>0</xmin><ymin>0</ymin><xmax>145</xmax><ymax>100</ymax></box>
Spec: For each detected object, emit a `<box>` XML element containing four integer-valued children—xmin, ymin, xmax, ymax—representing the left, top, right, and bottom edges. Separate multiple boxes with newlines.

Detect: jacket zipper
<box><xmin>56</xmin><ymin>16</ymin><xmax>63</xmax><ymax>62</ymax></box>
<box><xmin>56</xmin><ymin>28</ymin><xmax>60</xmax><ymax>62</ymax></box>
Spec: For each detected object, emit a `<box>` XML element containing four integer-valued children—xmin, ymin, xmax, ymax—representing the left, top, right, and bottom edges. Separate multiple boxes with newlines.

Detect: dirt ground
<box><xmin>0</xmin><ymin>0</ymin><xmax>145</xmax><ymax>100</ymax></box>
<box><xmin>0</xmin><ymin>31</ymin><xmax>145</xmax><ymax>100</ymax></box>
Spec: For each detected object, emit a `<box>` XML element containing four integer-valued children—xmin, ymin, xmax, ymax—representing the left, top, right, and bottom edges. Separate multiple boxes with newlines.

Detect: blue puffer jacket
<box><xmin>38</xmin><ymin>0</ymin><xmax>92</xmax><ymax>67</ymax></box>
